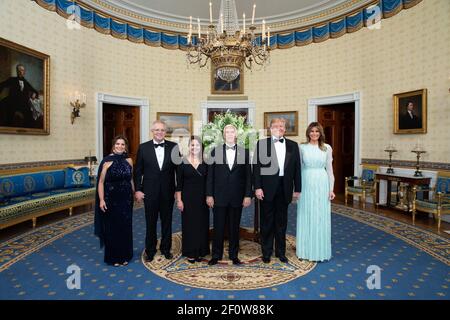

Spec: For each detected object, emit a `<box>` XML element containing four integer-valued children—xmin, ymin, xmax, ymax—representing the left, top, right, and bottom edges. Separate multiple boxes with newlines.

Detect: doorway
<box><xmin>318</xmin><ymin>103</ymin><xmax>355</xmax><ymax>194</ymax></box>
<box><xmin>103</xmin><ymin>103</ymin><xmax>140</xmax><ymax>163</ymax></box>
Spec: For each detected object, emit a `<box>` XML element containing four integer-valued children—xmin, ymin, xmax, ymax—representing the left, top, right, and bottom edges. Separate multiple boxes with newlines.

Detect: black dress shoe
<box><xmin>232</xmin><ymin>258</ymin><xmax>242</xmax><ymax>265</ymax></box>
<box><xmin>164</xmin><ymin>253</ymin><xmax>173</xmax><ymax>259</ymax></box>
<box><xmin>208</xmin><ymin>258</ymin><xmax>219</xmax><ymax>266</ymax></box>
<box><xmin>196</xmin><ymin>257</ymin><xmax>203</xmax><ymax>262</ymax></box>
<box><xmin>187</xmin><ymin>258</ymin><xmax>196</xmax><ymax>264</ymax></box>
<box><xmin>144</xmin><ymin>253</ymin><xmax>155</xmax><ymax>262</ymax></box>
<box><xmin>278</xmin><ymin>256</ymin><xmax>288</xmax><ymax>263</ymax></box>
<box><xmin>262</xmin><ymin>257</ymin><xmax>271</xmax><ymax>263</ymax></box>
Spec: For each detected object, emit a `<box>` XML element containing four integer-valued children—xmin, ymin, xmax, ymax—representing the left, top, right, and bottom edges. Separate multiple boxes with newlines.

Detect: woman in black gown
<box><xmin>95</xmin><ymin>135</ymin><xmax>134</xmax><ymax>266</ymax></box>
<box><xmin>176</xmin><ymin>136</ymin><xmax>210</xmax><ymax>263</ymax></box>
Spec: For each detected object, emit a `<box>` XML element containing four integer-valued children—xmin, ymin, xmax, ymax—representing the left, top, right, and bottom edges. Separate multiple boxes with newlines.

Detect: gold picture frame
<box><xmin>156</xmin><ymin>112</ymin><xmax>193</xmax><ymax>137</ymax></box>
<box><xmin>264</xmin><ymin>111</ymin><xmax>298</xmax><ymax>136</ymax></box>
<box><xmin>0</xmin><ymin>37</ymin><xmax>50</xmax><ymax>135</ymax></box>
<box><xmin>394</xmin><ymin>89</ymin><xmax>427</xmax><ymax>134</ymax></box>
<box><xmin>211</xmin><ymin>65</ymin><xmax>244</xmax><ymax>95</ymax></box>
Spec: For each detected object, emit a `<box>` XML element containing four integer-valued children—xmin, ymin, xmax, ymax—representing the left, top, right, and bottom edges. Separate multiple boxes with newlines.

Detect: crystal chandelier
<box><xmin>186</xmin><ymin>0</ymin><xmax>271</xmax><ymax>83</ymax></box>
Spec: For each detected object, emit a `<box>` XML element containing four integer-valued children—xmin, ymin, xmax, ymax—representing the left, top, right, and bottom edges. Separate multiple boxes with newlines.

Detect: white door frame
<box><xmin>96</xmin><ymin>93</ymin><xmax>150</xmax><ymax>162</ymax></box>
<box><xmin>307</xmin><ymin>91</ymin><xmax>361</xmax><ymax>176</ymax></box>
<box><xmin>200</xmin><ymin>100</ymin><xmax>255</xmax><ymax>128</ymax></box>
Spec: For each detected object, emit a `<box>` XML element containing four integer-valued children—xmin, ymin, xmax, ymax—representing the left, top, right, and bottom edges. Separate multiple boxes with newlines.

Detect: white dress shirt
<box><xmin>272</xmin><ymin>136</ymin><xmax>286</xmax><ymax>176</ymax></box>
<box><xmin>18</xmin><ymin>80</ymin><xmax>24</xmax><ymax>92</ymax></box>
<box><xmin>225</xmin><ymin>144</ymin><xmax>236</xmax><ymax>170</ymax></box>
<box><xmin>153</xmin><ymin>139</ymin><xmax>165</xmax><ymax>170</ymax></box>
<box><xmin>408</xmin><ymin>110</ymin><xmax>414</xmax><ymax>119</ymax></box>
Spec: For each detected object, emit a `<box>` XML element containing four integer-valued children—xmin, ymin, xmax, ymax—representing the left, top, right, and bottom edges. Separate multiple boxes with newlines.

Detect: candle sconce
<box><xmin>70</xmin><ymin>91</ymin><xmax>86</xmax><ymax>124</ymax></box>
<box><xmin>384</xmin><ymin>143</ymin><xmax>397</xmax><ymax>174</ymax></box>
<box><xmin>84</xmin><ymin>154</ymin><xmax>97</xmax><ymax>177</ymax></box>
<box><xmin>411</xmin><ymin>144</ymin><xmax>426</xmax><ymax>177</ymax></box>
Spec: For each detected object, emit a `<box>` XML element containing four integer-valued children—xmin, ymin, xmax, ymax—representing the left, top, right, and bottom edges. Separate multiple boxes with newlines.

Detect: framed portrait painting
<box><xmin>211</xmin><ymin>66</ymin><xmax>243</xmax><ymax>95</ymax></box>
<box><xmin>156</xmin><ymin>112</ymin><xmax>193</xmax><ymax>137</ymax></box>
<box><xmin>0</xmin><ymin>37</ymin><xmax>50</xmax><ymax>135</ymax></box>
<box><xmin>264</xmin><ymin>111</ymin><xmax>298</xmax><ymax>136</ymax></box>
<box><xmin>394</xmin><ymin>89</ymin><xmax>427</xmax><ymax>134</ymax></box>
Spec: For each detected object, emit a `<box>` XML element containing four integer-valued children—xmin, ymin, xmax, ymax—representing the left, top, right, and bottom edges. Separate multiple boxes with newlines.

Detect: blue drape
<box><xmin>32</xmin><ymin>0</ymin><xmax>422</xmax><ymax>50</ymax></box>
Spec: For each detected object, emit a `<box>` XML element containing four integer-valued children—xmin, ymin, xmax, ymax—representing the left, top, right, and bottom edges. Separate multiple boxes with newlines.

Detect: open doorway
<box><xmin>96</xmin><ymin>93</ymin><xmax>149</xmax><ymax>164</ymax></box>
<box><xmin>318</xmin><ymin>103</ymin><xmax>355</xmax><ymax>194</ymax></box>
<box><xmin>102</xmin><ymin>103</ymin><xmax>140</xmax><ymax>163</ymax></box>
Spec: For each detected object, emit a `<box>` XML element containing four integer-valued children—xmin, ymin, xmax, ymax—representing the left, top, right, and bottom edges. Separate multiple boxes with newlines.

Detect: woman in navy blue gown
<box><xmin>175</xmin><ymin>136</ymin><xmax>210</xmax><ymax>263</ymax></box>
<box><xmin>95</xmin><ymin>135</ymin><xmax>134</xmax><ymax>266</ymax></box>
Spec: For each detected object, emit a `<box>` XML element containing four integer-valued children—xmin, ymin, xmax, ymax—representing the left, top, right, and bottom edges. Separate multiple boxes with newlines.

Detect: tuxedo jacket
<box><xmin>253</xmin><ymin>137</ymin><xmax>301</xmax><ymax>203</ymax></box>
<box><xmin>0</xmin><ymin>77</ymin><xmax>38</xmax><ymax>101</ymax></box>
<box><xmin>399</xmin><ymin>112</ymin><xmax>421</xmax><ymax>129</ymax></box>
<box><xmin>206</xmin><ymin>144</ymin><xmax>252</xmax><ymax>207</ymax></box>
<box><xmin>133</xmin><ymin>140</ymin><xmax>180</xmax><ymax>200</ymax></box>
<box><xmin>0</xmin><ymin>77</ymin><xmax>38</xmax><ymax>123</ymax></box>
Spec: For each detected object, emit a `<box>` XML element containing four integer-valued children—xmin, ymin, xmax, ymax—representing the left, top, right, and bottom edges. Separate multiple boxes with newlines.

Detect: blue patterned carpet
<box><xmin>0</xmin><ymin>203</ymin><xmax>449</xmax><ymax>300</ymax></box>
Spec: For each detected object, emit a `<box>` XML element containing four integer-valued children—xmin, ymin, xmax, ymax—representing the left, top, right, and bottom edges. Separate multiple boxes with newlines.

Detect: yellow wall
<box><xmin>0</xmin><ymin>0</ymin><xmax>449</xmax><ymax>164</ymax></box>
<box><xmin>0</xmin><ymin>0</ymin><xmax>209</xmax><ymax>164</ymax></box>
<box><xmin>245</xmin><ymin>0</ymin><xmax>450</xmax><ymax>163</ymax></box>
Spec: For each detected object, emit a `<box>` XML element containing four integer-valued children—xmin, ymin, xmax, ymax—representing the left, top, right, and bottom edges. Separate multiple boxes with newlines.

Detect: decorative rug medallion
<box><xmin>142</xmin><ymin>229</ymin><xmax>317</xmax><ymax>290</ymax></box>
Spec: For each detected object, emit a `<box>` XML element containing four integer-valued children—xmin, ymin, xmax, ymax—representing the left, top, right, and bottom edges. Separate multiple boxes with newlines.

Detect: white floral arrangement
<box><xmin>201</xmin><ymin>110</ymin><xmax>258</xmax><ymax>154</ymax></box>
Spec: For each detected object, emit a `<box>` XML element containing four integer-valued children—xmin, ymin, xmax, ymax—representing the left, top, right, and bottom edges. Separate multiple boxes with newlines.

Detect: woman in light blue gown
<box><xmin>296</xmin><ymin>122</ymin><xmax>335</xmax><ymax>262</ymax></box>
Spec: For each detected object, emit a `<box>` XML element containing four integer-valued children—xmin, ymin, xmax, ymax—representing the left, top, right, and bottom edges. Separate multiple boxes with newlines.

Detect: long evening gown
<box><xmin>176</xmin><ymin>160</ymin><xmax>210</xmax><ymax>259</ymax></box>
<box><xmin>97</xmin><ymin>153</ymin><xmax>134</xmax><ymax>265</ymax></box>
<box><xmin>296</xmin><ymin>143</ymin><xmax>334</xmax><ymax>262</ymax></box>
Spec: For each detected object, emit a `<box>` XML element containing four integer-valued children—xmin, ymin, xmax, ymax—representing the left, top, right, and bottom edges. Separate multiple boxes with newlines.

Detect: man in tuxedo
<box><xmin>134</xmin><ymin>120</ymin><xmax>181</xmax><ymax>262</ymax></box>
<box><xmin>253</xmin><ymin>118</ymin><xmax>301</xmax><ymax>263</ymax></box>
<box><xmin>206</xmin><ymin>124</ymin><xmax>252</xmax><ymax>265</ymax></box>
<box><xmin>0</xmin><ymin>64</ymin><xmax>39</xmax><ymax>128</ymax></box>
<box><xmin>399</xmin><ymin>101</ymin><xmax>421</xmax><ymax>129</ymax></box>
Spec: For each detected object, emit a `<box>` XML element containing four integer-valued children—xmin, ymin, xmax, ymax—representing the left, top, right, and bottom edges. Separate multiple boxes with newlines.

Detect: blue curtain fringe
<box><xmin>32</xmin><ymin>0</ymin><xmax>422</xmax><ymax>50</ymax></box>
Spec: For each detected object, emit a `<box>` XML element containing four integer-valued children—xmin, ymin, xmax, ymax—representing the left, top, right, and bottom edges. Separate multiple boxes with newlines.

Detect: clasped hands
<box><xmin>135</xmin><ymin>191</ymin><xmax>145</xmax><ymax>202</ymax></box>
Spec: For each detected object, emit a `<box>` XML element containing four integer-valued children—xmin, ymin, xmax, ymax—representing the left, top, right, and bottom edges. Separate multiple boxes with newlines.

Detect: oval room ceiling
<box><xmin>81</xmin><ymin>0</ymin><xmax>375</xmax><ymax>32</ymax></box>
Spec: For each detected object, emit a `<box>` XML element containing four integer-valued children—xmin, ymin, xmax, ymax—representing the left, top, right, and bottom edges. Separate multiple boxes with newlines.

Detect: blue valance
<box><xmin>32</xmin><ymin>0</ymin><xmax>423</xmax><ymax>50</ymax></box>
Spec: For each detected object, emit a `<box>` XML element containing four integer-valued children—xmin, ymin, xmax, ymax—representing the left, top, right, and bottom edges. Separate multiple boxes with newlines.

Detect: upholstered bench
<box><xmin>0</xmin><ymin>165</ymin><xmax>95</xmax><ymax>229</ymax></box>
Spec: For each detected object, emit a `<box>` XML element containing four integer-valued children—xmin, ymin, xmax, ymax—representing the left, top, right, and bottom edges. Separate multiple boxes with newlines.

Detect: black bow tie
<box><xmin>274</xmin><ymin>138</ymin><xmax>284</xmax><ymax>143</ymax></box>
<box><xmin>226</xmin><ymin>145</ymin><xmax>236</xmax><ymax>151</ymax></box>
<box><xmin>154</xmin><ymin>143</ymin><xmax>165</xmax><ymax>148</ymax></box>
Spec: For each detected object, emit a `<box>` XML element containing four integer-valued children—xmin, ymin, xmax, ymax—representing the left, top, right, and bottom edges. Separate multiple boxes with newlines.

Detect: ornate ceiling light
<box><xmin>186</xmin><ymin>0</ymin><xmax>270</xmax><ymax>83</ymax></box>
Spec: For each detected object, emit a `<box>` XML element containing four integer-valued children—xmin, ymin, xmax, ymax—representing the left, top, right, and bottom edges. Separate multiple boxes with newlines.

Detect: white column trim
<box><xmin>307</xmin><ymin>91</ymin><xmax>361</xmax><ymax>176</ymax></box>
<box><xmin>96</xmin><ymin>93</ymin><xmax>150</xmax><ymax>162</ymax></box>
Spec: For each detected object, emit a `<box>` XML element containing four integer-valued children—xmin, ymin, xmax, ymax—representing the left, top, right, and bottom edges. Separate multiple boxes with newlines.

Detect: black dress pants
<box><xmin>144</xmin><ymin>195</ymin><xmax>174</xmax><ymax>256</ymax></box>
<box><xmin>260</xmin><ymin>178</ymin><xmax>289</xmax><ymax>258</ymax></box>
<box><xmin>211</xmin><ymin>205</ymin><xmax>242</xmax><ymax>260</ymax></box>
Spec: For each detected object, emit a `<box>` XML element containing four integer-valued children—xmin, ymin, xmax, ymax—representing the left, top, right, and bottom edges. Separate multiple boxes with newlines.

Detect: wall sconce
<box><xmin>70</xmin><ymin>91</ymin><xmax>86</xmax><ymax>124</ymax></box>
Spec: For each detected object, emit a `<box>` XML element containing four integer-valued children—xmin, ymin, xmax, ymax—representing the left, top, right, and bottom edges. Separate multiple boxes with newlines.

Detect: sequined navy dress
<box><xmin>94</xmin><ymin>153</ymin><xmax>133</xmax><ymax>265</ymax></box>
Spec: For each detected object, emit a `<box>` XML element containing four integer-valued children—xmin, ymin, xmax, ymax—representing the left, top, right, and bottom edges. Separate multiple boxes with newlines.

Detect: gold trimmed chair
<box><xmin>345</xmin><ymin>164</ymin><xmax>379</xmax><ymax>209</ymax></box>
<box><xmin>412</xmin><ymin>171</ymin><xmax>450</xmax><ymax>232</ymax></box>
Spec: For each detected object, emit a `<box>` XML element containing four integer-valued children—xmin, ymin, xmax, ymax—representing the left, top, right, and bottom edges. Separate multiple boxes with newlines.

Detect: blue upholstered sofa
<box><xmin>0</xmin><ymin>165</ymin><xmax>95</xmax><ymax>229</ymax></box>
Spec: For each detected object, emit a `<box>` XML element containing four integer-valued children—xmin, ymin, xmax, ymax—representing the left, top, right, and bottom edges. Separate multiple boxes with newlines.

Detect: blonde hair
<box><xmin>304</xmin><ymin>122</ymin><xmax>327</xmax><ymax>151</ymax></box>
<box><xmin>269</xmin><ymin>117</ymin><xmax>286</xmax><ymax>128</ymax></box>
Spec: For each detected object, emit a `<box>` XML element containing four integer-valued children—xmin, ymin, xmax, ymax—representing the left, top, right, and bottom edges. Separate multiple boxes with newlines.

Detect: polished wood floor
<box><xmin>1</xmin><ymin>195</ymin><xmax>449</xmax><ymax>243</ymax></box>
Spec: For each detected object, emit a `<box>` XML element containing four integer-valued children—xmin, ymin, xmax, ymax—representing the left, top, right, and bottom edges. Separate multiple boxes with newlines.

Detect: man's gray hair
<box><xmin>222</xmin><ymin>124</ymin><xmax>237</xmax><ymax>135</ymax></box>
<box><xmin>151</xmin><ymin>120</ymin><xmax>167</xmax><ymax>130</ymax></box>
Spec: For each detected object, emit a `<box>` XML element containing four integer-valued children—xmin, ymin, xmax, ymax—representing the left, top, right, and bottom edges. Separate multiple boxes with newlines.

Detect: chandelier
<box><xmin>186</xmin><ymin>0</ymin><xmax>271</xmax><ymax>82</ymax></box>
